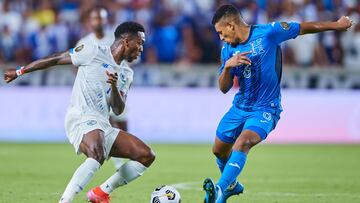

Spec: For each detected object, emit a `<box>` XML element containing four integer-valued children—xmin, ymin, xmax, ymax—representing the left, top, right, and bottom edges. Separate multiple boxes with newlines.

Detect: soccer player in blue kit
<box><xmin>203</xmin><ymin>4</ymin><xmax>354</xmax><ymax>203</ymax></box>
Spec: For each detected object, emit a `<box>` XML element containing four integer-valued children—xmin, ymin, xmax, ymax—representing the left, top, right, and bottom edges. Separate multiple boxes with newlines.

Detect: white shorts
<box><xmin>65</xmin><ymin>114</ymin><xmax>120</xmax><ymax>159</ymax></box>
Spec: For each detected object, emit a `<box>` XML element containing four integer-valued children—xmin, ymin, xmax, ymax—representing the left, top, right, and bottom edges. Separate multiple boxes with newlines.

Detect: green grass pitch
<box><xmin>0</xmin><ymin>143</ymin><xmax>360</xmax><ymax>203</ymax></box>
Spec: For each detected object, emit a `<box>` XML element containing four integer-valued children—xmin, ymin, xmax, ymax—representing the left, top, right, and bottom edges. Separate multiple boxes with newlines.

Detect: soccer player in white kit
<box><xmin>78</xmin><ymin>7</ymin><xmax>128</xmax><ymax>170</ymax></box>
<box><xmin>4</xmin><ymin>21</ymin><xmax>155</xmax><ymax>203</ymax></box>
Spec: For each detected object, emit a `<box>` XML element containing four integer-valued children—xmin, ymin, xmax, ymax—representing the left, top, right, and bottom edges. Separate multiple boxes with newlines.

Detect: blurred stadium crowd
<box><xmin>0</xmin><ymin>0</ymin><xmax>359</xmax><ymax>68</ymax></box>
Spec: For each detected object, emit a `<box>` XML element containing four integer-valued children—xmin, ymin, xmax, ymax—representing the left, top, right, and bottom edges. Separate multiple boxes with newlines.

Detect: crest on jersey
<box><xmin>263</xmin><ymin>112</ymin><xmax>272</xmax><ymax>121</ymax></box>
<box><xmin>280</xmin><ymin>22</ymin><xmax>290</xmax><ymax>30</ymax></box>
<box><xmin>75</xmin><ymin>44</ymin><xmax>84</xmax><ymax>52</ymax></box>
<box><xmin>243</xmin><ymin>65</ymin><xmax>252</xmax><ymax>78</ymax></box>
<box><xmin>120</xmin><ymin>72</ymin><xmax>126</xmax><ymax>82</ymax></box>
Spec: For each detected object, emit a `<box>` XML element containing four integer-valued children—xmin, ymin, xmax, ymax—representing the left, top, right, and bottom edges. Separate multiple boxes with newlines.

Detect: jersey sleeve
<box><xmin>268</xmin><ymin>22</ymin><xmax>300</xmax><ymax>44</ymax></box>
<box><xmin>69</xmin><ymin>43</ymin><xmax>97</xmax><ymax>66</ymax></box>
<box><xmin>218</xmin><ymin>44</ymin><xmax>235</xmax><ymax>78</ymax></box>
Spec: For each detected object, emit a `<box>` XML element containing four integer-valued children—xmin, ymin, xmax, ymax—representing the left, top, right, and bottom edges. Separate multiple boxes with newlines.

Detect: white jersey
<box><xmin>65</xmin><ymin>43</ymin><xmax>133</xmax><ymax>130</ymax></box>
<box><xmin>76</xmin><ymin>31</ymin><xmax>131</xmax><ymax>122</ymax></box>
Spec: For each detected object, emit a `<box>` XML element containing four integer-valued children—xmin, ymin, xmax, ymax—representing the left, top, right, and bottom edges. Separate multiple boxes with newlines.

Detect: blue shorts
<box><xmin>216</xmin><ymin>105</ymin><xmax>281</xmax><ymax>144</ymax></box>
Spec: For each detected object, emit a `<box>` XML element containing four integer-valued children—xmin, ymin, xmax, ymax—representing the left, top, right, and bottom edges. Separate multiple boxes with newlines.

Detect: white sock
<box><xmin>100</xmin><ymin>161</ymin><xmax>147</xmax><ymax>194</ymax></box>
<box><xmin>59</xmin><ymin>158</ymin><xmax>101</xmax><ymax>202</ymax></box>
<box><xmin>112</xmin><ymin>157</ymin><xmax>124</xmax><ymax>169</ymax></box>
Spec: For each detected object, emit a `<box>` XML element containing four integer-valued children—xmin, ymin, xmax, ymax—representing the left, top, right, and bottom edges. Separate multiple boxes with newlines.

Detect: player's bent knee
<box><xmin>213</xmin><ymin>149</ymin><xmax>227</xmax><ymax>159</ymax></box>
<box><xmin>233</xmin><ymin>138</ymin><xmax>253</xmax><ymax>153</ymax></box>
<box><xmin>144</xmin><ymin>149</ymin><xmax>156</xmax><ymax>167</ymax></box>
<box><xmin>135</xmin><ymin>148</ymin><xmax>156</xmax><ymax>167</ymax></box>
<box><xmin>212</xmin><ymin>148</ymin><xmax>228</xmax><ymax>160</ymax></box>
<box><xmin>87</xmin><ymin>144</ymin><xmax>106</xmax><ymax>164</ymax></box>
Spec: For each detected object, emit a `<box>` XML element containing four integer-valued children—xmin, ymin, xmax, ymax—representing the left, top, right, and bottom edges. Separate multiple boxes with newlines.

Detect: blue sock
<box><xmin>216</xmin><ymin>152</ymin><xmax>231</xmax><ymax>173</ymax></box>
<box><xmin>216</xmin><ymin>157</ymin><xmax>228</xmax><ymax>173</ymax></box>
<box><xmin>217</xmin><ymin>151</ymin><xmax>247</xmax><ymax>191</ymax></box>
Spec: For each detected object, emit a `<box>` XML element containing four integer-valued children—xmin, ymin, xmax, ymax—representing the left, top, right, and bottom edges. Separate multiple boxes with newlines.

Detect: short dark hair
<box><xmin>114</xmin><ymin>21</ymin><xmax>145</xmax><ymax>39</ymax></box>
<box><xmin>212</xmin><ymin>4</ymin><xmax>239</xmax><ymax>25</ymax></box>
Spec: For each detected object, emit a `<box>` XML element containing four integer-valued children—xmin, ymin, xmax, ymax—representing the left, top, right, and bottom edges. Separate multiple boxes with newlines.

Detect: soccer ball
<box><xmin>150</xmin><ymin>185</ymin><xmax>181</xmax><ymax>203</ymax></box>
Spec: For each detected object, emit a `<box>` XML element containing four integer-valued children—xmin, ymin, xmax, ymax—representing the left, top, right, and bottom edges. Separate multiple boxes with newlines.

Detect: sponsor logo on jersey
<box><xmin>250</xmin><ymin>38</ymin><xmax>264</xmax><ymax>56</ymax></box>
<box><xmin>102</xmin><ymin>63</ymin><xmax>109</xmax><ymax>68</ymax></box>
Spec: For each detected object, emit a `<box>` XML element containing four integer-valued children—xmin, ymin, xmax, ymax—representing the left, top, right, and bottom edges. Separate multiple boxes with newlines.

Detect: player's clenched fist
<box><xmin>3</xmin><ymin>69</ymin><xmax>18</xmax><ymax>83</ymax></box>
<box><xmin>224</xmin><ymin>51</ymin><xmax>252</xmax><ymax>70</ymax></box>
<box><xmin>106</xmin><ymin>70</ymin><xmax>118</xmax><ymax>86</ymax></box>
<box><xmin>336</xmin><ymin>16</ymin><xmax>353</xmax><ymax>31</ymax></box>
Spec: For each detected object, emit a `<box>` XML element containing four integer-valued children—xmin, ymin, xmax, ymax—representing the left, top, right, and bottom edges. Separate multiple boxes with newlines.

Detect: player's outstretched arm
<box><xmin>106</xmin><ymin>70</ymin><xmax>125</xmax><ymax>116</ymax></box>
<box><xmin>300</xmin><ymin>16</ymin><xmax>353</xmax><ymax>35</ymax></box>
<box><xmin>3</xmin><ymin>50</ymin><xmax>71</xmax><ymax>83</ymax></box>
<box><xmin>219</xmin><ymin>51</ymin><xmax>251</xmax><ymax>94</ymax></box>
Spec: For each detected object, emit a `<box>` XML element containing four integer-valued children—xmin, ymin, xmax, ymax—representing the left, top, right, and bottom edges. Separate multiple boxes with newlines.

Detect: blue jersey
<box><xmin>219</xmin><ymin>22</ymin><xmax>300</xmax><ymax>111</ymax></box>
